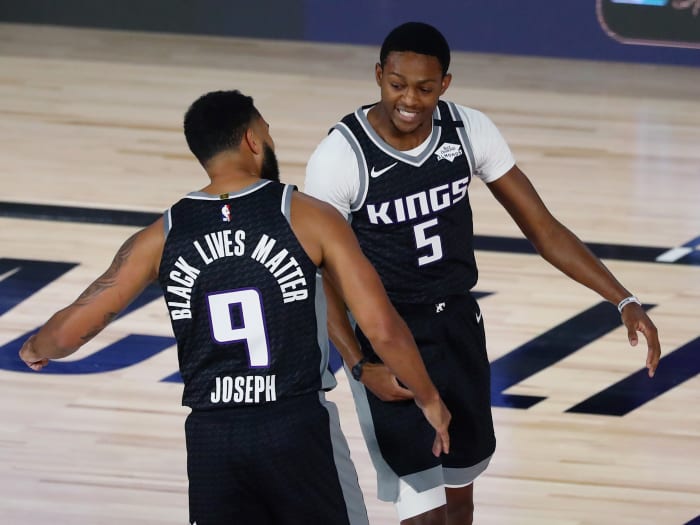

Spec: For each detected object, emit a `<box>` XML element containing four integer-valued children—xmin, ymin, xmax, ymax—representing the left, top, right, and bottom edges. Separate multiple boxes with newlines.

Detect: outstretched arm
<box><xmin>19</xmin><ymin>218</ymin><xmax>165</xmax><ymax>370</ymax></box>
<box><xmin>488</xmin><ymin>165</ymin><xmax>660</xmax><ymax>377</ymax></box>
<box><xmin>304</xmin><ymin>132</ymin><xmax>411</xmax><ymax>398</ymax></box>
<box><xmin>291</xmin><ymin>193</ymin><xmax>450</xmax><ymax>456</ymax></box>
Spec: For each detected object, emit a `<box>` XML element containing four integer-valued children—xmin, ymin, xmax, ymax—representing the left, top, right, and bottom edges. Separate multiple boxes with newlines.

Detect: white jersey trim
<box><xmin>184</xmin><ymin>179</ymin><xmax>272</xmax><ymax>200</ymax></box>
<box><xmin>164</xmin><ymin>180</ymin><xmax>275</xmax><ymax>236</ymax></box>
<box><xmin>333</xmin><ymin>122</ymin><xmax>370</xmax><ymax>214</ymax></box>
<box><xmin>281</xmin><ymin>183</ymin><xmax>294</xmax><ymax>225</ymax></box>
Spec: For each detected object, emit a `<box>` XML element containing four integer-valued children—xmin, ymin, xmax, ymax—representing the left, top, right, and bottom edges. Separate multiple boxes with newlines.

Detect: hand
<box><xmin>621</xmin><ymin>303</ymin><xmax>661</xmax><ymax>378</ymax></box>
<box><xmin>416</xmin><ymin>396</ymin><xmax>451</xmax><ymax>457</ymax></box>
<box><xmin>19</xmin><ymin>335</ymin><xmax>50</xmax><ymax>371</ymax></box>
<box><xmin>361</xmin><ymin>362</ymin><xmax>415</xmax><ymax>401</ymax></box>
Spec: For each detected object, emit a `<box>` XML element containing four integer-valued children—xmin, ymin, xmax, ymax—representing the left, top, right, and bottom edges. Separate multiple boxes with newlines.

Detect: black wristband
<box><xmin>351</xmin><ymin>357</ymin><xmax>369</xmax><ymax>381</ymax></box>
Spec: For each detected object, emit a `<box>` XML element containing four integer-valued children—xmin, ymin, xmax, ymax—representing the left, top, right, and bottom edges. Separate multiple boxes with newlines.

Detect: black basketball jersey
<box><xmin>158</xmin><ymin>180</ymin><xmax>335</xmax><ymax>410</ymax></box>
<box><xmin>335</xmin><ymin>100</ymin><xmax>478</xmax><ymax>303</ymax></box>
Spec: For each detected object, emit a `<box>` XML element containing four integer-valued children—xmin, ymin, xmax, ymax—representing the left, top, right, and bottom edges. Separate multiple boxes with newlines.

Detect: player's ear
<box><xmin>375</xmin><ymin>63</ymin><xmax>383</xmax><ymax>86</ymax></box>
<box><xmin>440</xmin><ymin>73</ymin><xmax>452</xmax><ymax>95</ymax></box>
<box><xmin>243</xmin><ymin>127</ymin><xmax>262</xmax><ymax>155</ymax></box>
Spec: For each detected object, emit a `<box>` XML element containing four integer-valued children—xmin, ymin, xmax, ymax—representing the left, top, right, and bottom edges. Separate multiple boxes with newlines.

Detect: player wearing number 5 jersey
<box><xmin>305</xmin><ymin>22</ymin><xmax>661</xmax><ymax>524</ymax></box>
<box><xmin>306</xmin><ymin>85</ymin><xmax>507</xmax><ymax>525</ymax></box>
<box><xmin>18</xmin><ymin>89</ymin><xmax>451</xmax><ymax>525</ymax></box>
<box><xmin>330</xmin><ymin>100</ymin><xmax>511</xmax><ymax>303</ymax></box>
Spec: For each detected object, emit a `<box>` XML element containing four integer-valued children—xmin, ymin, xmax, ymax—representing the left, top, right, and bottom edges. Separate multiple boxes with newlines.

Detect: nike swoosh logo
<box><xmin>476</xmin><ymin>311</ymin><xmax>482</xmax><ymax>324</ymax></box>
<box><xmin>370</xmin><ymin>162</ymin><xmax>398</xmax><ymax>178</ymax></box>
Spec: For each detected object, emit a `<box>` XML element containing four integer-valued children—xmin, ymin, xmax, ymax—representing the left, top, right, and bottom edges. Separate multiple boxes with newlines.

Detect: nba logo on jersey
<box><xmin>221</xmin><ymin>204</ymin><xmax>232</xmax><ymax>222</ymax></box>
<box><xmin>435</xmin><ymin>142</ymin><xmax>463</xmax><ymax>162</ymax></box>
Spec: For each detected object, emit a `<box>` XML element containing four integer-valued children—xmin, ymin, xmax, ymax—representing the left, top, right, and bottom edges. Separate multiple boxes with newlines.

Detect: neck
<box><xmin>200</xmin><ymin>154</ymin><xmax>263</xmax><ymax>194</ymax></box>
<box><xmin>202</xmin><ymin>167</ymin><xmax>261</xmax><ymax>195</ymax></box>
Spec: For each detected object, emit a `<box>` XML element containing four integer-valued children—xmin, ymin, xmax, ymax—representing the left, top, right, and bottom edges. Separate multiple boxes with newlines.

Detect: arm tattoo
<box><xmin>80</xmin><ymin>312</ymin><xmax>118</xmax><ymax>342</ymax></box>
<box><xmin>75</xmin><ymin>232</ymin><xmax>138</xmax><ymax>306</ymax></box>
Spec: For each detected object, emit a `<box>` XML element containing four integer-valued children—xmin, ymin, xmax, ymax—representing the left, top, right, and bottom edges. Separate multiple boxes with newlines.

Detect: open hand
<box><xmin>416</xmin><ymin>397</ymin><xmax>451</xmax><ymax>456</ymax></box>
<box><xmin>621</xmin><ymin>303</ymin><xmax>661</xmax><ymax>378</ymax></box>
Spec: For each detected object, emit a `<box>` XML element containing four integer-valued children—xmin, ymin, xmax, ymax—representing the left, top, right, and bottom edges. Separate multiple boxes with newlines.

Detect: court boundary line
<box><xmin>1</xmin><ymin>200</ymin><xmax>698</xmax><ymax>266</ymax></box>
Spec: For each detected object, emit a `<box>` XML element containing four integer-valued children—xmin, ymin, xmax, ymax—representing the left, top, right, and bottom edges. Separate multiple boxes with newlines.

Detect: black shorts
<box><xmin>185</xmin><ymin>392</ymin><xmax>369</xmax><ymax>525</ymax></box>
<box><xmin>351</xmin><ymin>293</ymin><xmax>496</xmax><ymax>502</ymax></box>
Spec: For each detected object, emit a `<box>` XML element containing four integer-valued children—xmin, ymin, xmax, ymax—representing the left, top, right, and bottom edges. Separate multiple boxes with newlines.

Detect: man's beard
<box><xmin>260</xmin><ymin>143</ymin><xmax>280</xmax><ymax>182</ymax></box>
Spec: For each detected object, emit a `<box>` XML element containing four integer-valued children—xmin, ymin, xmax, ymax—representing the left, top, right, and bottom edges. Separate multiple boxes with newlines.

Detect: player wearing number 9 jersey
<box><xmin>18</xmin><ymin>89</ymin><xmax>451</xmax><ymax>525</ymax></box>
<box><xmin>159</xmin><ymin>181</ymin><xmax>333</xmax><ymax>410</ymax></box>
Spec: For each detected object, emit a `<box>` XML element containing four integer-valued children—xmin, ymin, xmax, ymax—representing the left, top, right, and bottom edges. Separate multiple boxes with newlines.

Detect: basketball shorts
<box><xmin>185</xmin><ymin>391</ymin><xmax>369</xmax><ymax>525</ymax></box>
<box><xmin>350</xmin><ymin>293</ymin><xmax>496</xmax><ymax>503</ymax></box>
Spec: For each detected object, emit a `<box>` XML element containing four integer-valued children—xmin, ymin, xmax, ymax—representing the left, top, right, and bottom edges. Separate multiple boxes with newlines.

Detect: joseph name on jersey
<box><xmin>209</xmin><ymin>373</ymin><xmax>277</xmax><ymax>404</ymax></box>
<box><xmin>164</xmin><ymin>230</ymin><xmax>309</xmax><ymax>321</ymax></box>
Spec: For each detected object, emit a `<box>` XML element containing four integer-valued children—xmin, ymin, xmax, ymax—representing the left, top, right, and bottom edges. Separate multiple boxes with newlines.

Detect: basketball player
<box><xmin>304</xmin><ymin>22</ymin><xmax>661</xmax><ymax>525</ymax></box>
<box><xmin>18</xmin><ymin>89</ymin><xmax>451</xmax><ymax>525</ymax></box>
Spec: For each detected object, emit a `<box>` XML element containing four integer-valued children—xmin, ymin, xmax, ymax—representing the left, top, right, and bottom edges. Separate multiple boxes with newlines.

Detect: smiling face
<box><xmin>371</xmin><ymin>51</ymin><xmax>451</xmax><ymax>149</ymax></box>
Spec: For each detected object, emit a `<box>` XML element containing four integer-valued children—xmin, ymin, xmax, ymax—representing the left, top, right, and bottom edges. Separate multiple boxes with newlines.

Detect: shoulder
<box><xmin>291</xmin><ymin>191</ymin><xmax>351</xmax><ymax>238</ymax></box>
<box><xmin>304</xmin><ymin>128</ymin><xmax>361</xmax><ymax>217</ymax></box>
<box><xmin>308</xmin><ymin>128</ymin><xmax>357</xmax><ymax>165</ymax></box>
<box><xmin>449</xmin><ymin>102</ymin><xmax>498</xmax><ymax>131</ymax></box>
<box><xmin>291</xmin><ymin>190</ymin><xmax>344</xmax><ymax>221</ymax></box>
<box><xmin>446</xmin><ymin>101</ymin><xmax>515</xmax><ymax>182</ymax></box>
<box><xmin>136</xmin><ymin>216</ymin><xmax>166</xmax><ymax>250</ymax></box>
<box><xmin>289</xmin><ymin>190</ymin><xmax>354</xmax><ymax>266</ymax></box>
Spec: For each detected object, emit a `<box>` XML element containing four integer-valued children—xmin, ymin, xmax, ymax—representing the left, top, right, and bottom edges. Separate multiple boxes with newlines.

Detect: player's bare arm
<box><xmin>291</xmin><ymin>191</ymin><xmax>451</xmax><ymax>455</ymax></box>
<box><xmin>487</xmin><ymin>165</ymin><xmax>661</xmax><ymax>376</ymax></box>
<box><xmin>322</xmin><ymin>270</ymin><xmax>414</xmax><ymax>402</ymax></box>
<box><xmin>19</xmin><ymin>218</ymin><xmax>165</xmax><ymax>371</ymax></box>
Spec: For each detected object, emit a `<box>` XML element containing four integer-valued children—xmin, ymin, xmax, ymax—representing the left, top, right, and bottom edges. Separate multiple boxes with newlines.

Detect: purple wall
<box><xmin>304</xmin><ymin>0</ymin><xmax>699</xmax><ymax>67</ymax></box>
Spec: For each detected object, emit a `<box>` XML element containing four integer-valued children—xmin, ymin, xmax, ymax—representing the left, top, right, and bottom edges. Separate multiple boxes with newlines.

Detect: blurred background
<box><xmin>1</xmin><ymin>0</ymin><xmax>699</xmax><ymax>65</ymax></box>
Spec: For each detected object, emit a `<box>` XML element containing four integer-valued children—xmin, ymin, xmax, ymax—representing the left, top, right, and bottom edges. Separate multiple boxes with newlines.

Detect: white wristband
<box><xmin>617</xmin><ymin>295</ymin><xmax>641</xmax><ymax>314</ymax></box>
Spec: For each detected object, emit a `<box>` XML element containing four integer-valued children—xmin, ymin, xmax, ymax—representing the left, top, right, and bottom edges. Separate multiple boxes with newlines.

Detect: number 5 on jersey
<box><xmin>414</xmin><ymin>218</ymin><xmax>443</xmax><ymax>266</ymax></box>
<box><xmin>207</xmin><ymin>289</ymin><xmax>270</xmax><ymax>367</ymax></box>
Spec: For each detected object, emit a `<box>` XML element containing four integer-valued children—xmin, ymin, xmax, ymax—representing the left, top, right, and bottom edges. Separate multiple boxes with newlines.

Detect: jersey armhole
<box><xmin>281</xmin><ymin>184</ymin><xmax>296</xmax><ymax>225</ymax></box>
<box><xmin>163</xmin><ymin>208</ymin><xmax>172</xmax><ymax>240</ymax></box>
<box><xmin>445</xmin><ymin>101</ymin><xmax>476</xmax><ymax>177</ymax></box>
<box><xmin>333</xmin><ymin>123</ymin><xmax>368</xmax><ymax>213</ymax></box>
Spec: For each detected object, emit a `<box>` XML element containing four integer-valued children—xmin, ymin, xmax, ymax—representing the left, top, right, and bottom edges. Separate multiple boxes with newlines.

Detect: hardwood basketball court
<box><xmin>0</xmin><ymin>23</ymin><xmax>698</xmax><ymax>524</ymax></box>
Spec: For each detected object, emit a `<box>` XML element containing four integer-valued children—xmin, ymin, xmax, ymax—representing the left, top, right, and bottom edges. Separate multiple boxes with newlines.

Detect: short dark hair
<box><xmin>379</xmin><ymin>22</ymin><xmax>451</xmax><ymax>76</ymax></box>
<box><xmin>183</xmin><ymin>90</ymin><xmax>260</xmax><ymax>165</ymax></box>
